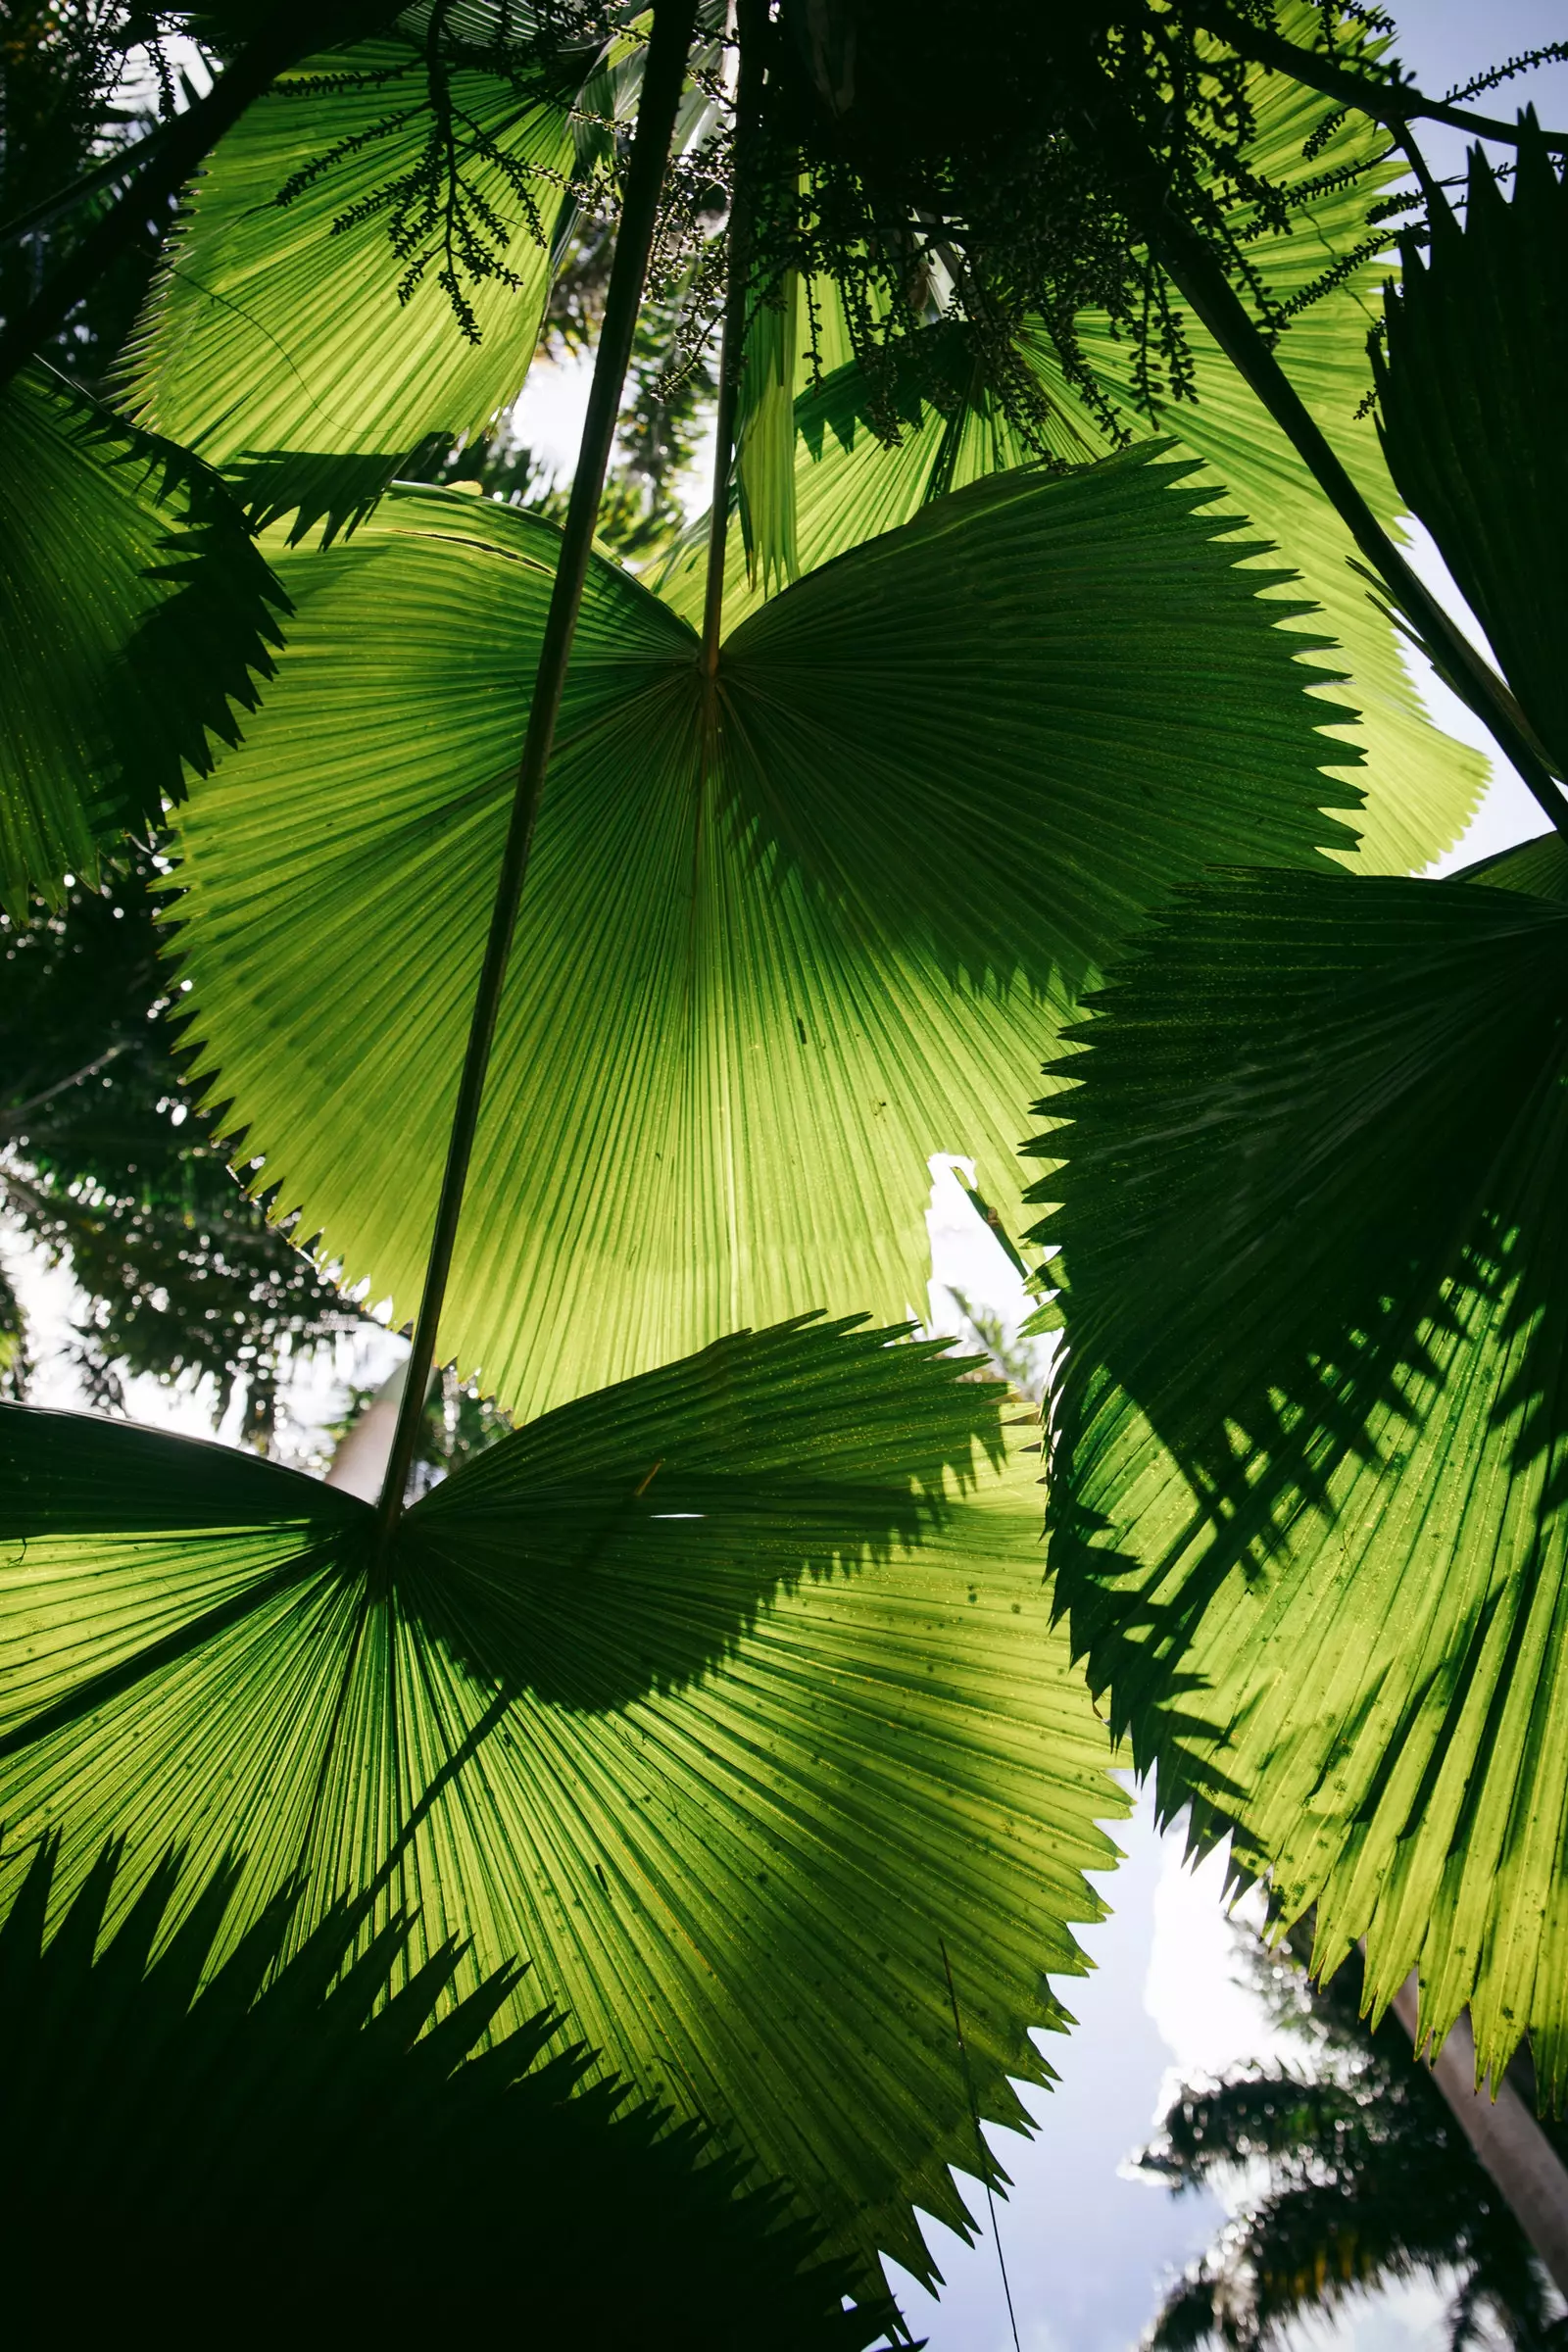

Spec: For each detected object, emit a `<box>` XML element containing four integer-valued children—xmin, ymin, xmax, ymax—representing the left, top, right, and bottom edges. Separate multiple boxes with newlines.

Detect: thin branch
<box><xmin>0</xmin><ymin>0</ymin><xmax>394</xmax><ymax>392</ymax></box>
<box><xmin>1187</xmin><ymin>1</ymin><xmax>1568</xmax><ymax>155</ymax></box>
<box><xmin>0</xmin><ymin>1044</ymin><xmax>126</xmax><ymax>1144</ymax></box>
<box><xmin>1395</xmin><ymin>123</ymin><xmax>1442</xmax><ymax>212</ymax></box>
<box><xmin>700</xmin><ymin>0</ymin><xmax>766</xmax><ymax>680</ymax></box>
<box><xmin>940</xmin><ymin>1936</ymin><xmax>1021</xmax><ymax>2352</ymax></box>
<box><xmin>0</xmin><ymin>1162</ymin><xmax>51</xmax><ymax>1224</ymax></box>
<box><xmin>372</xmin><ymin>0</ymin><xmax>701</xmax><ymax>1542</ymax></box>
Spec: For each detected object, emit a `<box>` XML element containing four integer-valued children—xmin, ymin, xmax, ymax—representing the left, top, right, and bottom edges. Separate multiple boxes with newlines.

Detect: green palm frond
<box><xmin>0</xmin><ymin>1311</ymin><xmax>1126</xmax><ymax>2287</ymax></box>
<box><xmin>662</xmin><ymin>2</ymin><xmax>1485</xmax><ymax>874</ymax></box>
<box><xmin>1374</xmin><ymin>115</ymin><xmax>1568</xmax><ymax>780</ymax></box>
<box><xmin>120</xmin><ymin>34</ymin><xmax>580</xmax><ymax>542</ymax></box>
<box><xmin>169</xmin><ymin>453</ymin><xmax>1353</xmax><ymax>1422</ymax></box>
<box><xmin>0</xmin><ymin>367</ymin><xmax>286</xmax><ymax>916</ymax></box>
<box><xmin>1036</xmin><ymin>835</ymin><xmax>1568</xmax><ymax>2093</ymax></box>
<box><xmin>0</xmin><ymin>1833</ymin><xmax>892</xmax><ymax>2344</ymax></box>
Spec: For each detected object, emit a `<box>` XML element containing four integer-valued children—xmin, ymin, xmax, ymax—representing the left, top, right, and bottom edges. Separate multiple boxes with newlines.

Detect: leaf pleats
<box><xmin>172</xmin><ymin>453</ymin><xmax>1355</xmax><ymax>1420</ymax></box>
<box><xmin>0</xmin><ymin>1315</ymin><xmax>1126</xmax><ymax>2286</ymax></box>
<box><xmin>1036</xmin><ymin>840</ymin><xmax>1568</xmax><ymax>2094</ymax></box>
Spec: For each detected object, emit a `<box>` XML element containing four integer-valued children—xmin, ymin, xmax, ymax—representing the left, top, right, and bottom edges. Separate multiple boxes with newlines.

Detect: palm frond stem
<box><xmin>372</xmin><ymin>0</ymin><xmax>701</xmax><ymax>1539</ymax></box>
<box><xmin>701</xmin><ymin>0</ymin><xmax>767</xmax><ymax>680</ymax></box>
<box><xmin>0</xmin><ymin>116</ymin><xmax>176</xmax><ymax>254</ymax></box>
<box><xmin>1186</xmin><ymin>3</ymin><xmax>1568</xmax><ymax>156</ymax></box>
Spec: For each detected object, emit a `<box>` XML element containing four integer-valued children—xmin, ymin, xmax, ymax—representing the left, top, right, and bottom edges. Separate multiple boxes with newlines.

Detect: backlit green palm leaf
<box><xmin>121</xmin><ymin>36</ymin><xmax>578</xmax><ymax>540</ymax></box>
<box><xmin>0</xmin><ymin>1314</ymin><xmax>1125</xmax><ymax>2286</ymax></box>
<box><xmin>172</xmin><ymin>456</ymin><xmax>1354</xmax><ymax>1421</ymax></box>
<box><xmin>659</xmin><ymin>329</ymin><xmax>1084</xmax><ymax>632</ymax></box>
<box><xmin>735</xmin><ymin>263</ymin><xmax>803</xmax><ymax>595</ymax></box>
<box><xmin>665</xmin><ymin>0</ymin><xmax>1484</xmax><ymax>873</ymax></box>
<box><xmin>1374</xmin><ymin>119</ymin><xmax>1568</xmax><ymax>780</ymax></box>
<box><xmin>1058</xmin><ymin>0</ymin><xmax>1482</xmax><ymax>875</ymax></box>
<box><xmin>0</xmin><ymin>366</ymin><xmax>286</xmax><ymax>918</ymax></box>
<box><xmin>1036</xmin><ymin>838</ymin><xmax>1568</xmax><ymax>2095</ymax></box>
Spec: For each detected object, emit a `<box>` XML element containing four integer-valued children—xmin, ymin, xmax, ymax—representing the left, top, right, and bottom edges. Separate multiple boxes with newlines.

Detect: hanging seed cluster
<box><xmin>248</xmin><ymin>0</ymin><xmax>1568</xmax><ymax>456</ymax></box>
<box><xmin>271</xmin><ymin>1</ymin><xmax>626</xmax><ymax>344</ymax></box>
<box><xmin>742</xmin><ymin>0</ymin><xmax>1407</xmax><ymax>448</ymax></box>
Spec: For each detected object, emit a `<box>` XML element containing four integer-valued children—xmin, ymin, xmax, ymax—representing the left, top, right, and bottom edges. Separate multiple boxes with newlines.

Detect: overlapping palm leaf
<box><xmin>0</xmin><ymin>366</ymin><xmax>287</xmax><ymax>917</ymax></box>
<box><xmin>1373</xmin><ymin>118</ymin><xmax>1568</xmax><ymax>780</ymax></box>
<box><xmin>170</xmin><ymin>453</ymin><xmax>1354</xmax><ymax>1419</ymax></box>
<box><xmin>1029</xmin><ymin>96</ymin><xmax>1568</xmax><ymax>2097</ymax></box>
<box><xmin>658</xmin><ymin>319</ymin><xmax>1095</xmax><ymax>632</ymax></box>
<box><xmin>121</xmin><ymin>34</ymin><xmax>578</xmax><ymax>540</ymax></box>
<box><xmin>663</xmin><ymin>0</ymin><xmax>1484</xmax><ymax>873</ymax></box>
<box><xmin>0</xmin><ymin>1313</ymin><xmax>1125</xmax><ymax>2285</ymax></box>
<box><xmin>1035</xmin><ymin>837</ymin><xmax>1568</xmax><ymax>2095</ymax></box>
<box><xmin>1059</xmin><ymin>1</ymin><xmax>1486</xmax><ymax>875</ymax></box>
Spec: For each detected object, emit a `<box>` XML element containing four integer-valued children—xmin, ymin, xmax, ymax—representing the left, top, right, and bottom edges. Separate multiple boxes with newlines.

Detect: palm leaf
<box><xmin>1035</xmin><ymin>836</ymin><xmax>1568</xmax><ymax>2095</ymax></box>
<box><xmin>0</xmin><ymin>1312</ymin><xmax>1126</xmax><ymax>2286</ymax></box>
<box><xmin>735</xmin><ymin>260</ymin><xmax>803</xmax><ymax>593</ymax></box>
<box><xmin>120</xmin><ymin>35</ymin><xmax>578</xmax><ymax>541</ymax></box>
<box><xmin>1059</xmin><ymin>0</ymin><xmax>1484</xmax><ymax>875</ymax></box>
<box><xmin>662</xmin><ymin>0</ymin><xmax>1485</xmax><ymax>873</ymax></box>
<box><xmin>1374</xmin><ymin>118</ymin><xmax>1568</xmax><ymax>779</ymax></box>
<box><xmin>658</xmin><ymin>326</ymin><xmax>1085</xmax><ymax>631</ymax></box>
<box><xmin>0</xmin><ymin>1836</ymin><xmax>891</xmax><ymax>2343</ymax></box>
<box><xmin>0</xmin><ymin>366</ymin><xmax>286</xmax><ymax>918</ymax></box>
<box><xmin>170</xmin><ymin>454</ymin><xmax>1354</xmax><ymax>1421</ymax></box>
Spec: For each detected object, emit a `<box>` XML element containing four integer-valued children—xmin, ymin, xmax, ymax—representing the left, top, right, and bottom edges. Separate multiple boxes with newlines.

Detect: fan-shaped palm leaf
<box><xmin>1036</xmin><ymin>836</ymin><xmax>1568</xmax><ymax>2097</ymax></box>
<box><xmin>1373</xmin><ymin>118</ymin><xmax>1568</xmax><ymax>782</ymax></box>
<box><xmin>170</xmin><ymin>452</ymin><xmax>1354</xmax><ymax>1421</ymax></box>
<box><xmin>121</xmin><ymin>33</ymin><xmax>579</xmax><ymax>540</ymax></box>
<box><xmin>662</xmin><ymin>1</ymin><xmax>1484</xmax><ymax>873</ymax></box>
<box><xmin>0</xmin><ymin>1312</ymin><xmax>1125</xmax><ymax>2286</ymax></box>
<box><xmin>0</xmin><ymin>366</ymin><xmax>286</xmax><ymax>916</ymax></box>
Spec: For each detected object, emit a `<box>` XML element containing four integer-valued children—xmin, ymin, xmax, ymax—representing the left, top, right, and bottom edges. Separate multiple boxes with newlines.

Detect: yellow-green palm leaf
<box><xmin>121</xmin><ymin>35</ymin><xmax>577</xmax><ymax>539</ymax></box>
<box><xmin>1038</xmin><ymin>838</ymin><xmax>1568</xmax><ymax>2098</ymax></box>
<box><xmin>0</xmin><ymin>1315</ymin><xmax>1125</xmax><ymax>2287</ymax></box>
<box><xmin>171</xmin><ymin>455</ymin><xmax>1354</xmax><ymax>1420</ymax></box>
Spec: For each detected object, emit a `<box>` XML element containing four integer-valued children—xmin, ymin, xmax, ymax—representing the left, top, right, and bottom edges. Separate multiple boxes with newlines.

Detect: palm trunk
<box><xmin>1391</xmin><ymin>1975</ymin><xmax>1568</xmax><ymax>2299</ymax></box>
<box><xmin>324</xmin><ymin>1360</ymin><xmax>432</xmax><ymax>1500</ymax></box>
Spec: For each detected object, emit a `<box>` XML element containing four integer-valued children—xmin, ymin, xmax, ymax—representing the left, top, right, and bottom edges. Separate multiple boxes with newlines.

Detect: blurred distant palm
<box><xmin>1136</xmin><ymin>1929</ymin><xmax>1568</xmax><ymax>2351</ymax></box>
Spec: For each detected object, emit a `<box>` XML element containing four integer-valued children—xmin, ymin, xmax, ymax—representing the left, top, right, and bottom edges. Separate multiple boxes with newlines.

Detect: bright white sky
<box><xmin>8</xmin><ymin>11</ymin><xmax>1568</xmax><ymax>2348</ymax></box>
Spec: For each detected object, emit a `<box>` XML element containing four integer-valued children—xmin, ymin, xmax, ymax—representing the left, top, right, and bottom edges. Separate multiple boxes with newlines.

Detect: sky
<box><xmin>7</xmin><ymin>10</ymin><xmax>1568</xmax><ymax>2351</ymax></box>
